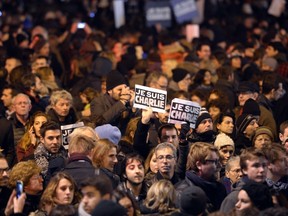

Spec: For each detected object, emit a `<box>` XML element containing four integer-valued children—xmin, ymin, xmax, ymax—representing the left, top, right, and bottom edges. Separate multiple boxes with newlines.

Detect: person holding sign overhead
<box><xmin>90</xmin><ymin>70</ymin><xmax>135</xmax><ymax>133</ymax></box>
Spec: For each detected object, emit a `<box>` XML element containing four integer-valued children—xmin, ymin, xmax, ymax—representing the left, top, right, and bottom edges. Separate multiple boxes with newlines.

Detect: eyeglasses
<box><xmin>30</xmin><ymin>174</ymin><xmax>43</xmax><ymax>180</ymax></box>
<box><xmin>0</xmin><ymin>167</ymin><xmax>9</xmax><ymax>175</ymax></box>
<box><xmin>156</xmin><ymin>155</ymin><xmax>175</xmax><ymax>161</ymax></box>
<box><xmin>204</xmin><ymin>159</ymin><xmax>219</xmax><ymax>165</ymax></box>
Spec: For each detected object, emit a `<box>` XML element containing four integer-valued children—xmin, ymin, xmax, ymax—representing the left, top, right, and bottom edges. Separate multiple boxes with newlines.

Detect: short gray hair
<box><xmin>155</xmin><ymin>142</ymin><xmax>177</xmax><ymax>158</ymax></box>
<box><xmin>50</xmin><ymin>90</ymin><xmax>73</xmax><ymax>106</ymax></box>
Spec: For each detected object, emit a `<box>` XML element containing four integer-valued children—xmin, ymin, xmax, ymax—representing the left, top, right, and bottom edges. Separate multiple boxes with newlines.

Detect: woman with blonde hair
<box><xmin>16</xmin><ymin>111</ymin><xmax>49</xmax><ymax>161</ymax></box>
<box><xmin>36</xmin><ymin>172</ymin><xmax>79</xmax><ymax>216</ymax></box>
<box><xmin>91</xmin><ymin>139</ymin><xmax>120</xmax><ymax>189</ymax></box>
<box><xmin>140</xmin><ymin>179</ymin><xmax>178</xmax><ymax>215</ymax></box>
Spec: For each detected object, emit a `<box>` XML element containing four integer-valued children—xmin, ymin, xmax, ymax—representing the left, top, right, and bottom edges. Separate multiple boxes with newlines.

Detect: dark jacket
<box><xmin>99</xmin><ymin>168</ymin><xmax>120</xmax><ymax>189</ymax></box>
<box><xmin>47</xmin><ymin>108</ymin><xmax>78</xmax><ymax>126</ymax></box>
<box><xmin>145</xmin><ymin>171</ymin><xmax>181</xmax><ymax>190</ymax></box>
<box><xmin>220</xmin><ymin>177</ymin><xmax>249</xmax><ymax>213</ymax></box>
<box><xmin>22</xmin><ymin>193</ymin><xmax>41</xmax><ymax>215</ymax></box>
<box><xmin>90</xmin><ymin>93</ymin><xmax>133</xmax><ymax>133</ymax></box>
<box><xmin>0</xmin><ymin>117</ymin><xmax>15</xmax><ymax>166</ymax></box>
<box><xmin>176</xmin><ymin>171</ymin><xmax>227</xmax><ymax>213</ymax></box>
<box><xmin>63</xmin><ymin>153</ymin><xmax>96</xmax><ymax>187</ymax></box>
<box><xmin>234</xmin><ymin>134</ymin><xmax>252</xmax><ymax>155</ymax></box>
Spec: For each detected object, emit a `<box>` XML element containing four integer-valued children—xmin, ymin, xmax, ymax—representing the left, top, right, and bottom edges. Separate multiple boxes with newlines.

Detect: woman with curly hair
<box><xmin>6</xmin><ymin>160</ymin><xmax>43</xmax><ymax>215</ymax></box>
<box><xmin>36</xmin><ymin>172</ymin><xmax>79</xmax><ymax>216</ymax></box>
<box><xmin>16</xmin><ymin>112</ymin><xmax>49</xmax><ymax>161</ymax></box>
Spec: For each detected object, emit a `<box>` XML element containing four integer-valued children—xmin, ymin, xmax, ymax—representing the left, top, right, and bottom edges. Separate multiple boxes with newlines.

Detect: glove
<box><xmin>179</xmin><ymin>122</ymin><xmax>190</xmax><ymax>140</ymax></box>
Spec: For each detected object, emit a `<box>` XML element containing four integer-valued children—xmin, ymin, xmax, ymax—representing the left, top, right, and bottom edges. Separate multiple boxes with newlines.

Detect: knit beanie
<box><xmin>214</xmin><ymin>133</ymin><xmax>235</xmax><ymax>150</ymax></box>
<box><xmin>242</xmin><ymin>99</ymin><xmax>260</xmax><ymax>116</ymax></box>
<box><xmin>236</xmin><ymin>114</ymin><xmax>257</xmax><ymax>135</ymax></box>
<box><xmin>180</xmin><ymin>186</ymin><xmax>207</xmax><ymax>215</ymax></box>
<box><xmin>241</xmin><ymin>181</ymin><xmax>274</xmax><ymax>211</ymax></box>
<box><xmin>95</xmin><ymin>124</ymin><xmax>121</xmax><ymax>145</ymax></box>
<box><xmin>195</xmin><ymin>108</ymin><xmax>212</xmax><ymax>129</ymax></box>
<box><xmin>172</xmin><ymin>68</ymin><xmax>189</xmax><ymax>82</ymax></box>
<box><xmin>106</xmin><ymin>70</ymin><xmax>127</xmax><ymax>91</ymax></box>
<box><xmin>252</xmin><ymin>126</ymin><xmax>274</xmax><ymax>143</ymax></box>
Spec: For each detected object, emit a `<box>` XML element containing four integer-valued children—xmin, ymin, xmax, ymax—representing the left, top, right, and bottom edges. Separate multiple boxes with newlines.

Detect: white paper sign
<box><xmin>168</xmin><ymin>98</ymin><xmax>201</xmax><ymax>128</ymax></box>
<box><xmin>268</xmin><ymin>0</ymin><xmax>286</xmax><ymax>17</ymax></box>
<box><xmin>133</xmin><ymin>84</ymin><xmax>167</xmax><ymax>113</ymax></box>
<box><xmin>61</xmin><ymin>122</ymin><xmax>84</xmax><ymax>150</ymax></box>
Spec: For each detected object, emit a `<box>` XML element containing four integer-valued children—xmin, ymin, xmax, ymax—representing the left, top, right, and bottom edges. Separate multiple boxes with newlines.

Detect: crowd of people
<box><xmin>1</xmin><ymin>0</ymin><xmax>288</xmax><ymax>215</ymax></box>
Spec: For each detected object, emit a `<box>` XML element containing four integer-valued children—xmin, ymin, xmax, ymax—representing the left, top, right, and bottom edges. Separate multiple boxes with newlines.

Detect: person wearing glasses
<box><xmin>220</xmin><ymin>147</ymin><xmax>268</xmax><ymax>213</ymax></box>
<box><xmin>0</xmin><ymin>153</ymin><xmax>11</xmax><ymax>215</ymax></box>
<box><xmin>176</xmin><ymin>142</ymin><xmax>227</xmax><ymax>213</ymax></box>
<box><xmin>145</xmin><ymin>142</ymin><xmax>181</xmax><ymax>189</ymax></box>
<box><xmin>221</xmin><ymin>156</ymin><xmax>242</xmax><ymax>194</ymax></box>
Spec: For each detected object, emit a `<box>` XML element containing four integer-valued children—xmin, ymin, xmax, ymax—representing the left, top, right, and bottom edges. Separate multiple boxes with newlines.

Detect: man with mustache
<box><xmin>34</xmin><ymin>121</ymin><xmax>67</xmax><ymax>179</ymax></box>
<box><xmin>0</xmin><ymin>154</ymin><xmax>11</xmax><ymax>215</ymax></box>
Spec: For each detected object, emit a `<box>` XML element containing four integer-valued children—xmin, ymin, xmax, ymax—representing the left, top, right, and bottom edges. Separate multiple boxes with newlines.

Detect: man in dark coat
<box><xmin>90</xmin><ymin>70</ymin><xmax>135</xmax><ymax>133</ymax></box>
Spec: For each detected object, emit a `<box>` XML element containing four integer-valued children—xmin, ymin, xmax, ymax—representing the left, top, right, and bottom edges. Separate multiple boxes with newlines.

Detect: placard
<box><xmin>168</xmin><ymin>98</ymin><xmax>201</xmax><ymax>128</ymax></box>
<box><xmin>145</xmin><ymin>0</ymin><xmax>171</xmax><ymax>27</ymax></box>
<box><xmin>133</xmin><ymin>84</ymin><xmax>167</xmax><ymax>113</ymax></box>
<box><xmin>170</xmin><ymin>0</ymin><xmax>198</xmax><ymax>24</ymax></box>
<box><xmin>61</xmin><ymin>122</ymin><xmax>84</xmax><ymax>150</ymax></box>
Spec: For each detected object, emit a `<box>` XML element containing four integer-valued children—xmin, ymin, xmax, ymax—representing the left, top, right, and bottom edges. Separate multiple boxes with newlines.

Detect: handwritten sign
<box><xmin>61</xmin><ymin>122</ymin><xmax>84</xmax><ymax>150</ymax></box>
<box><xmin>133</xmin><ymin>84</ymin><xmax>167</xmax><ymax>113</ymax></box>
<box><xmin>168</xmin><ymin>98</ymin><xmax>201</xmax><ymax>128</ymax></box>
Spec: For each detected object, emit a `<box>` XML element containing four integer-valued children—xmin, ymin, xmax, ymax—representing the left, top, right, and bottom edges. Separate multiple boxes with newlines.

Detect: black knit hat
<box><xmin>172</xmin><ymin>68</ymin><xmax>189</xmax><ymax>82</ymax></box>
<box><xmin>242</xmin><ymin>99</ymin><xmax>260</xmax><ymax>116</ymax></box>
<box><xmin>180</xmin><ymin>186</ymin><xmax>207</xmax><ymax>215</ymax></box>
<box><xmin>236</xmin><ymin>113</ymin><xmax>257</xmax><ymax>135</ymax></box>
<box><xmin>106</xmin><ymin>70</ymin><xmax>127</xmax><ymax>91</ymax></box>
<box><xmin>195</xmin><ymin>108</ymin><xmax>212</xmax><ymax>129</ymax></box>
<box><xmin>242</xmin><ymin>181</ymin><xmax>273</xmax><ymax>211</ymax></box>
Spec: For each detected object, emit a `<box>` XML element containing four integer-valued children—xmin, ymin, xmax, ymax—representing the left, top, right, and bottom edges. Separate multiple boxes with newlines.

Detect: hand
<box><xmin>141</xmin><ymin>107</ymin><xmax>154</xmax><ymax>124</ymax></box>
<box><xmin>29</xmin><ymin>126</ymin><xmax>37</xmax><ymax>146</ymax></box>
<box><xmin>129</xmin><ymin>89</ymin><xmax>135</xmax><ymax>106</ymax></box>
<box><xmin>5</xmin><ymin>190</ymin><xmax>16</xmax><ymax>216</ymax></box>
<box><xmin>179</xmin><ymin>122</ymin><xmax>191</xmax><ymax>140</ymax></box>
<box><xmin>13</xmin><ymin>193</ymin><xmax>26</xmax><ymax>213</ymax></box>
<box><xmin>120</xmin><ymin>86</ymin><xmax>131</xmax><ymax>103</ymax></box>
<box><xmin>70</xmin><ymin>22</ymin><xmax>78</xmax><ymax>34</ymax></box>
